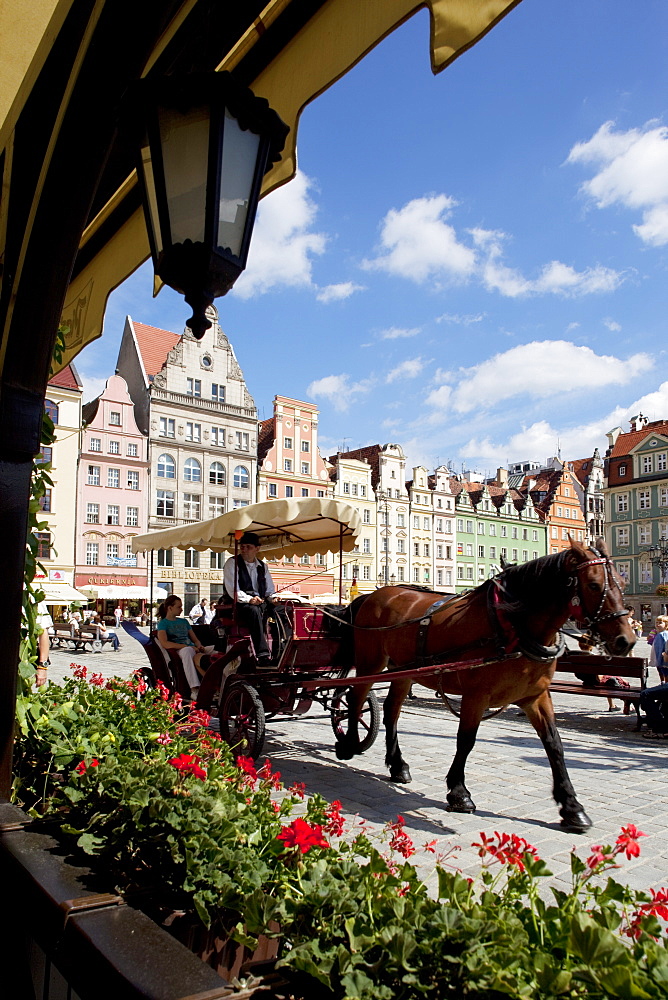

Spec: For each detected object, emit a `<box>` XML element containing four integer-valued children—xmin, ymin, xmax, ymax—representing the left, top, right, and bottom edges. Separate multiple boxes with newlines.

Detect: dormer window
<box><xmin>619</xmin><ymin>464</ymin><xmax>627</xmax><ymax>476</ymax></box>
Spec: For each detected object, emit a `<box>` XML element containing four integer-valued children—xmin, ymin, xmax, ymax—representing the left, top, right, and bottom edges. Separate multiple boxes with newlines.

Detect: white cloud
<box><xmin>567</xmin><ymin>121</ymin><xmax>668</xmax><ymax>246</ymax></box>
<box><xmin>307</xmin><ymin>373</ymin><xmax>372</xmax><ymax>412</ymax></box>
<box><xmin>233</xmin><ymin>171</ymin><xmax>326</xmax><ymax>297</ymax></box>
<box><xmin>436</xmin><ymin>312</ymin><xmax>485</xmax><ymax>325</ymax></box>
<box><xmin>316</xmin><ymin>281</ymin><xmax>365</xmax><ymax>303</ymax></box>
<box><xmin>423</xmin><ymin>340</ymin><xmax>651</xmax><ymax>415</ymax></box>
<box><xmin>79</xmin><ymin>374</ymin><xmax>108</xmax><ymax>403</ymax></box>
<box><xmin>378</xmin><ymin>326</ymin><xmax>421</xmax><ymax>340</ymax></box>
<box><xmin>603</xmin><ymin>317</ymin><xmax>622</xmax><ymax>332</ymax></box>
<box><xmin>385</xmin><ymin>358</ymin><xmax>425</xmax><ymax>384</ymax></box>
<box><xmin>566</xmin><ymin>322</ymin><xmax>580</xmax><ymax>332</ymax></box>
<box><xmin>362</xmin><ymin>195</ymin><xmax>477</xmax><ymax>284</ymax></box>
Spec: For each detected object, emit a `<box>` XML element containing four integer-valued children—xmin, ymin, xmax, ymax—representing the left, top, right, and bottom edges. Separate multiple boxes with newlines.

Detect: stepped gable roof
<box><xmin>48</xmin><ymin>362</ymin><xmax>82</xmax><ymax>391</ymax></box>
<box><xmin>609</xmin><ymin>419</ymin><xmax>668</xmax><ymax>457</ymax></box>
<box><xmin>257</xmin><ymin>417</ymin><xmax>275</xmax><ymax>467</ymax></box>
<box><xmin>133</xmin><ymin>320</ymin><xmax>181</xmax><ymax>378</ymax></box>
<box><xmin>335</xmin><ymin>445</ymin><xmax>381</xmax><ymax>487</ymax></box>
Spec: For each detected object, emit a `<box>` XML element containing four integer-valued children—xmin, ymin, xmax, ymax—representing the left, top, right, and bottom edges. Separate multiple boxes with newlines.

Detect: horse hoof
<box><xmin>389</xmin><ymin>766</ymin><xmax>412</xmax><ymax>783</ymax></box>
<box><xmin>335</xmin><ymin>741</ymin><xmax>355</xmax><ymax>761</ymax></box>
<box><xmin>560</xmin><ymin>808</ymin><xmax>592</xmax><ymax>833</ymax></box>
<box><xmin>446</xmin><ymin>792</ymin><xmax>476</xmax><ymax>814</ymax></box>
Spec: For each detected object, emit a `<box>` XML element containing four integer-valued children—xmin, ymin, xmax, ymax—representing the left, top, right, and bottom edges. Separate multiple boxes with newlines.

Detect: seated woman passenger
<box><xmin>156</xmin><ymin>594</ymin><xmax>215</xmax><ymax>700</ymax></box>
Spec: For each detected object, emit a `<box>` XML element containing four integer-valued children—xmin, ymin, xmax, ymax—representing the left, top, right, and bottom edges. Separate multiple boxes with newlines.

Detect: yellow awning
<box><xmin>56</xmin><ymin>0</ymin><xmax>520</xmax><ymax>370</ymax></box>
<box><xmin>131</xmin><ymin>496</ymin><xmax>361</xmax><ymax>559</ymax></box>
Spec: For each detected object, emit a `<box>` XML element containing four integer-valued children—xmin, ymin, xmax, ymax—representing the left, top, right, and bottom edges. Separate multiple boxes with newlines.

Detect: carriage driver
<box><xmin>223</xmin><ymin>532</ymin><xmax>282</xmax><ymax>662</ymax></box>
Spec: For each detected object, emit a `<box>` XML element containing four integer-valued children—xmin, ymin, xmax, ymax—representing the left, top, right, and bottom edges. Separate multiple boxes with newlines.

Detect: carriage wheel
<box><xmin>330</xmin><ymin>689</ymin><xmax>380</xmax><ymax>753</ymax></box>
<box><xmin>220</xmin><ymin>681</ymin><xmax>266</xmax><ymax>760</ymax></box>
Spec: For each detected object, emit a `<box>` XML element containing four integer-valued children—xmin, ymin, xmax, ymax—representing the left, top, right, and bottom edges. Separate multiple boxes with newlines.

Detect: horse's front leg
<box><xmin>519</xmin><ymin>688</ymin><xmax>592</xmax><ymax>832</ymax></box>
<box><xmin>446</xmin><ymin>697</ymin><xmax>483</xmax><ymax>813</ymax></box>
<box><xmin>384</xmin><ymin>677</ymin><xmax>412</xmax><ymax>783</ymax></box>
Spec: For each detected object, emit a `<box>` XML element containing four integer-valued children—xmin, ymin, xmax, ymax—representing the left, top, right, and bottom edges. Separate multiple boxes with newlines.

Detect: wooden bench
<box><xmin>48</xmin><ymin>623</ymin><xmax>79</xmax><ymax>649</ymax></box>
<box><xmin>551</xmin><ymin>653</ymin><xmax>648</xmax><ymax>729</ymax></box>
<box><xmin>76</xmin><ymin>625</ymin><xmax>119</xmax><ymax>652</ymax></box>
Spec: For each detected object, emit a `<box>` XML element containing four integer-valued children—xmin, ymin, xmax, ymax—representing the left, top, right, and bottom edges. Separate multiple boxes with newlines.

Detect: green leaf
<box><xmin>596</xmin><ymin>965</ymin><xmax>653</xmax><ymax>998</ymax></box>
<box><xmin>77</xmin><ymin>833</ymin><xmax>105</xmax><ymax>854</ymax></box>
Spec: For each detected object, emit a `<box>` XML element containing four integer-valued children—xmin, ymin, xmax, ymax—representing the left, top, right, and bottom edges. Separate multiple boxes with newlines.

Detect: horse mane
<box><xmin>489</xmin><ymin>549</ymin><xmax>574</xmax><ymax>616</ymax></box>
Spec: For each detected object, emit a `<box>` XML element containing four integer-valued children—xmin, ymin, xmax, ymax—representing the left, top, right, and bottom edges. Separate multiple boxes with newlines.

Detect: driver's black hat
<box><xmin>240</xmin><ymin>531</ymin><xmax>261</xmax><ymax>546</ymax></box>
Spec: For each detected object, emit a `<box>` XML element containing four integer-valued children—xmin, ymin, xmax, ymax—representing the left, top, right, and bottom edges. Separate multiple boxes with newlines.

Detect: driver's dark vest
<box><xmin>228</xmin><ymin>555</ymin><xmax>267</xmax><ymax>599</ymax></box>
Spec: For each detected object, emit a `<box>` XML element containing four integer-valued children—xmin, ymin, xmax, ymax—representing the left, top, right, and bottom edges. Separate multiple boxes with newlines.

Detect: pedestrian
<box><xmin>189</xmin><ymin>596</ymin><xmax>213</xmax><ymax>625</ymax></box>
<box><xmin>650</xmin><ymin>617</ymin><xmax>668</xmax><ymax>683</ymax></box>
<box><xmin>114</xmin><ymin>605</ymin><xmax>123</xmax><ymax>627</ymax></box>
<box><xmin>35</xmin><ymin>601</ymin><xmax>53</xmax><ymax>687</ymax></box>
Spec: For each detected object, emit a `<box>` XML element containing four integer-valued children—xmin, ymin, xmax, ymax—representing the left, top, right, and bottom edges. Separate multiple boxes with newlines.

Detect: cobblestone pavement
<box><xmin>45</xmin><ymin>633</ymin><xmax>668</xmax><ymax>897</ymax></box>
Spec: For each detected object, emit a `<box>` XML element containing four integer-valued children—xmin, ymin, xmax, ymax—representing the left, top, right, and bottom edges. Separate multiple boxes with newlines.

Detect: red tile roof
<box><xmin>332</xmin><ymin>445</ymin><xmax>381</xmax><ymax>487</ymax></box>
<box><xmin>608</xmin><ymin>420</ymin><xmax>668</xmax><ymax>457</ymax></box>
<box><xmin>257</xmin><ymin>418</ymin><xmax>275</xmax><ymax>466</ymax></box>
<box><xmin>132</xmin><ymin>320</ymin><xmax>181</xmax><ymax>378</ymax></box>
<box><xmin>48</xmin><ymin>363</ymin><xmax>82</xmax><ymax>391</ymax></box>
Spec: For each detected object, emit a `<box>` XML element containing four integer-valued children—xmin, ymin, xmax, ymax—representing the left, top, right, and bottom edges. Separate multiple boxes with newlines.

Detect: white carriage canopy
<box><xmin>131</xmin><ymin>497</ymin><xmax>362</xmax><ymax>560</ymax></box>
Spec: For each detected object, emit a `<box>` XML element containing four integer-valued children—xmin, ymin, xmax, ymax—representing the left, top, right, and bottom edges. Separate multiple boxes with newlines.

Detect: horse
<box><xmin>336</xmin><ymin>539</ymin><xmax>635</xmax><ymax>832</ymax></box>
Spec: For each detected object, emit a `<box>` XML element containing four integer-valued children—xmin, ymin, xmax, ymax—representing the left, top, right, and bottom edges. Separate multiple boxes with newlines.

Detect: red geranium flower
<box><xmin>472</xmin><ymin>830</ymin><xmax>539</xmax><ymax>872</ymax></box>
<box><xmin>236</xmin><ymin>756</ymin><xmax>258</xmax><ymax>783</ymax></box>
<box><xmin>324</xmin><ymin>800</ymin><xmax>345</xmax><ymax>837</ymax></box>
<box><xmin>277</xmin><ymin>817</ymin><xmax>329</xmax><ymax>854</ymax></box>
<box><xmin>387</xmin><ymin>815</ymin><xmax>416</xmax><ymax>859</ymax></box>
<box><xmin>168</xmin><ymin>753</ymin><xmax>207</xmax><ymax>781</ymax></box>
<box><xmin>616</xmin><ymin>824</ymin><xmax>646</xmax><ymax>859</ymax></box>
<box><xmin>74</xmin><ymin>759</ymin><xmax>98</xmax><ymax>775</ymax></box>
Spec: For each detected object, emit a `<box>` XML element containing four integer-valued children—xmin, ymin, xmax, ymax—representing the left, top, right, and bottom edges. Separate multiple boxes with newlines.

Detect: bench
<box><xmin>76</xmin><ymin>625</ymin><xmax>119</xmax><ymax>653</ymax></box>
<box><xmin>49</xmin><ymin>623</ymin><xmax>79</xmax><ymax>649</ymax></box>
<box><xmin>551</xmin><ymin>654</ymin><xmax>648</xmax><ymax>729</ymax></box>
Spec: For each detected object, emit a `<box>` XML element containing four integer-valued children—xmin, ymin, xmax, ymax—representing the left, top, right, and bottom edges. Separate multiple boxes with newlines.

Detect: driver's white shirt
<box><xmin>223</xmin><ymin>556</ymin><xmax>275</xmax><ymax>603</ymax></box>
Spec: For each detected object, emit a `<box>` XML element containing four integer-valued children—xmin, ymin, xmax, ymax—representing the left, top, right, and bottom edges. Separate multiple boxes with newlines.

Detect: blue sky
<box><xmin>77</xmin><ymin>0</ymin><xmax>668</xmax><ymax>477</ymax></box>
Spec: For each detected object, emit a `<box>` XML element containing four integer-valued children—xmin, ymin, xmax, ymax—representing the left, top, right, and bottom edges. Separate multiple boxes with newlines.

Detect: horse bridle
<box><xmin>568</xmin><ymin>551</ymin><xmax>628</xmax><ymax>636</ymax></box>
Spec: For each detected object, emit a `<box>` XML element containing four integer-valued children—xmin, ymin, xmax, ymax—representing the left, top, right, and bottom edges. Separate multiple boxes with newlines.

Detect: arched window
<box><xmin>233</xmin><ymin>465</ymin><xmax>249</xmax><ymax>489</ymax></box>
<box><xmin>44</xmin><ymin>399</ymin><xmax>59</xmax><ymax>423</ymax></box>
<box><xmin>209</xmin><ymin>461</ymin><xmax>225</xmax><ymax>485</ymax></box>
<box><xmin>184</xmin><ymin>458</ymin><xmax>202</xmax><ymax>483</ymax></box>
<box><xmin>157</xmin><ymin>453</ymin><xmax>175</xmax><ymax>479</ymax></box>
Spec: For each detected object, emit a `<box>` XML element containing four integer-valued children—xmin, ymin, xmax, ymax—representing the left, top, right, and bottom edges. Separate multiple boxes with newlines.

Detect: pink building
<box><xmin>75</xmin><ymin>374</ymin><xmax>149</xmax><ymax>614</ymax></box>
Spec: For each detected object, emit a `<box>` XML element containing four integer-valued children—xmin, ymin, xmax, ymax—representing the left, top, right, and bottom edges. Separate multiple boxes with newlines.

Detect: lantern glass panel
<box><xmin>217</xmin><ymin>110</ymin><xmax>260</xmax><ymax>256</ymax></box>
<box><xmin>159</xmin><ymin>105</ymin><xmax>210</xmax><ymax>245</ymax></box>
<box><xmin>140</xmin><ymin>140</ymin><xmax>162</xmax><ymax>255</ymax></box>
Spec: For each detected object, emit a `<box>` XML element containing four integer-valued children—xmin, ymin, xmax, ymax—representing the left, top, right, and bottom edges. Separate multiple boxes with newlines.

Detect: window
<box><xmin>618</xmin><ymin>464</ymin><xmax>626</xmax><ymax>476</ymax></box>
<box><xmin>284</xmin><ymin>459</ymin><xmax>293</xmax><ymax>472</ymax></box>
<box><xmin>615</xmin><ymin>561</ymin><xmax>630</xmax><ymax>585</ymax></box>
<box><xmin>512</xmin><ymin>527</ymin><xmax>518</xmax><ymax>539</ymax></box>
<box><xmin>500</xmin><ymin>525</ymin><xmax>507</xmax><ymax>537</ymax></box>
<box><xmin>39</xmin><ymin>489</ymin><xmax>52</xmax><ymax>512</ymax></box>
<box><xmin>183</xmin><ymin>493</ymin><xmax>201</xmax><ymax>519</ymax></box>
<box><xmin>522</xmin><ymin>528</ymin><xmax>528</xmax><ymax>540</ymax></box>
<box><xmin>157</xmin><ymin>548</ymin><xmax>173</xmax><ymax>567</ymax></box>
<box><xmin>106</xmin><ymin>543</ymin><xmax>119</xmax><ymax>564</ymax></box>
<box><xmin>285</xmin><ymin>486</ymin><xmax>293</xmax><ymax>498</ymax></box>
<box><xmin>478</xmin><ymin>566</ymin><xmax>486</xmax><ymax>580</ymax></box>
<box><xmin>301</xmin><ymin>554</ymin><xmax>310</xmax><ymax>566</ymax></box>
<box><xmin>186</xmin><ymin>378</ymin><xmax>201</xmax><ymax>397</ymax></box>
<box><xmin>126</xmin><ymin>507</ymin><xmax>139</xmax><ymax>526</ymax></box>
<box><xmin>343</xmin><ymin>482</ymin><xmax>350</xmax><ymax>494</ymax></box>
<box><xmin>89</xmin><ymin>437</ymin><xmax>101</xmax><ymax>452</ymax></box>
<box><xmin>87</xmin><ymin>465</ymin><xmax>100</xmax><ymax>486</ymax></box>
<box><xmin>564</xmin><ymin>487</ymin><xmax>570</xmax><ymax>497</ymax></box>
<box><xmin>413</xmin><ymin>567</ymin><xmax>420</xmax><ymax>582</ymax></box>
<box><xmin>466</xmin><ymin>566</ymin><xmax>474</xmax><ymax>580</ymax></box>
<box><xmin>107</xmin><ymin>468</ymin><xmax>120</xmax><ymax>488</ymax></box>
<box><xmin>360</xmin><ymin>485</ymin><xmax>366</xmax><ymax>497</ymax></box>
<box><xmin>363</xmin><ymin>509</ymin><xmax>370</xmax><ymax>523</ymax></box>
<box><xmin>45</xmin><ymin>399</ymin><xmax>59</xmax><ymax>422</ymax></box>
<box><xmin>233</xmin><ymin>465</ymin><xmax>249</xmax><ymax>489</ymax></box>
<box><xmin>488</xmin><ymin>523</ymin><xmax>495</xmax><ymax>536</ymax></box>
<box><xmin>466</xmin><ymin>520</ymin><xmax>473</xmax><ymax>533</ymax></box>
<box><xmin>616</xmin><ymin>526</ymin><xmax>629</xmax><ymax>547</ymax></box>
<box><xmin>127</xmin><ymin>470</ymin><xmax>139</xmax><ymax>490</ymax></box>
<box><xmin>106</xmin><ymin>504</ymin><xmax>119</xmax><ymax>525</ymax></box>
<box><xmin>284</xmin><ymin>437</ymin><xmax>293</xmax><ymax>449</ymax></box>
<box><xmin>422</xmin><ymin>517</ymin><xmax>428</xmax><ymax>530</ymax></box>
<box><xmin>512</xmin><ymin>548</ymin><xmax>518</xmax><ymax>560</ymax></box>
<box><xmin>363</xmin><ymin>566</ymin><xmax>370</xmax><ymax>580</ymax></box>
<box><xmin>300</xmin><ymin>461</ymin><xmax>309</xmax><ymax>475</ymax></box>
<box><xmin>413</xmin><ymin>542</ymin><xmax>420</xmax><ymax>556</ymax></box>
<box><xmin>552</xmin><ymin>527</ymin><xmax>558</xmax><ymax>539</ymax></box>
<box><xmin>127</xmin><ymin>442</ymin><xmax>138</xmax><ymax>457</ymax></box>
<box><xmin>184</xmin><ymin>457</ymin><xmax>202</xmax><ymax>482</ymax></box>
<box><xmin>424</xmin><ymin>569</ymin><xmax>430</xmax><ymax>583</ymax></box>
<box><xmin>35</xmin><ymin>532</ymin><xmax>51</xmax><ymax>559</ymax></box>
<box><xmin>638</xmin><ymin>489</ymin><xmax>651</xmax><ymax>510</ymax></box>
<box><xmin>209</xmin><ymin>496</ymin><xmax>225</xmax><ymax>517</ymax></box>
<box><xmin>184</xmin><ymin>548</ymin><xmax>200</xmax><ymax>568</ymax></box>
<box><xmin>642</xmin><ymin>455</ymin><xmax>653</xmax><ymax>474</ymax></box>
<box><xmin>383</xmin><ymin>538</ymin><xmax>390</xmax><ymax>553</ymax></box>
<box><xmin>86</xmin><ymin>503</ymin><xmax>99</xmax><ymax>523</ymax></box>
<box><xmin>157</xmin><ymin>454</ymin><xmax>175</xmax><ymax>479</ymax></box>
<box><xmin>424</xmin><ymin>543</ymin><xmax>430</xmax><ymax>557</ymax></box>
<box><xmin>236</xmin><ymin>432</ymin><xmax>249</xmax><ymax>451</ymax></box>
<box><xmin>363</xmin><ymin>538</ymin><xmax>371</xmax><ymax>553</ymax></box>
<box><xmin>561</xmin><ymin>527</ymin><xmax>568</xmax><ymax>540</ymax></box>
<box><xmin>211</xmin><ymin>427</ymin><xmax>225</xmax><ymax>447</ymax></box>
<box><xmin>210</xmin><ymin>551</ymin><xmax>225</xmax><ymax>569</ymax></box>
<box><xmin>616</xmin><ymin>493</ymin><xmax>629</xmax><ymax>513</ymax></box>
<box><xmin>397</xmin><ymin>514</ymin><xmax>405</xmax><ymax>527</ymax></box>
<box><xmin>478</xmin><ymin>545</ymin><xmax>484</xmax><ymax>558</ymax></box>
<box><xmin>478</xmin><ymin>522</ymin><xmax>485</xmax><ymax>534</ymax></box>
<box><xmin>126</xmin><ymin>544</ymin><xmax>135</xmax><ymax>561</ymax></box>
<box><xmin>301</xmin><ymin>488</ymin><xmax>309</xmax><ymax>497</ymax></box>
<box><xmin>414</xmin><ymin>516</ymin><xmax>420</xmax><ymax>529</ymax></box>
<box><xmin>317</xmin><ymin>490</ymin><xmax>324</xmax><ymax>497</ymax></box>
<box><xmin>489</xmin><ymin>546</ymin><xmax>496</xmax><ymax>559</ymax></box>
<box><xmin>638</xmin><ymin>524</ymin><xmax>651</xmax><ymax>545</ymax></box>
<box><xmin>209</xmin><ymin>461</ymin><xmax>225</xmax><ymax>485</ymax></box>
<box><xmin>109</xmin><ymin>411</ymin><xmax>121</xmax><ymax>426</ymax></box>
<box><xmin>108</xmin><ymin>440</ymin><xmax>120</xmax><ymax>454</ymax></box>
<box><xmin>639</xmin><ymin>558</ymin><xmax>652</xmax><ymax>584</ymax></box>
<box><xmin>397</xmin><ymin>539</ymin><xmax>405</xmax><ymax>554</ymax></box>
<box><xmin>185</xmin><ymin>422</ymin><xmax>201</xmax><ymax>443</ymax></box>
<box><xmin>436</xmin><ymin>544</ymin><xmax>443</xmax><ymax>559</ymax></box>
<box><xmin>500</xmin><ymin>547</ymin><xmax>507</xmax><ymax>559</ymax></box>
<box><xmin>658</xmin><ymin>452</ymin><xmax>667</xmax><ymax>472</ymax></box>
<box><xmin>36</xmin><ymin>446</ymin><xmax>52</xmax><ymax>465</ymax></box>
<box><xmin>532</xmin><ymin>530</ymin><xmax>538</xmax><ymax>541</ymax></box>
<box><xmin>465</xmin><ymin>543</ymin><xmax>473</xmax><ymax>557</ymax></box>
<box><xmin>211</xmin><ymin>383</ymin><xmax>225</xmax><ymax>402</ymax></box>
<box><xmin>268</xmin><ymin>483</ymin><xmax>277</xmax><ymax>498</ymax></box>
<box><xmin>301</xmin><ymin>440</ymin><xmax>310</xmax><ymax>452</ymax></box>
<box><xmin>380</xmin><ymin>511</ymin><xmax>389</xmax><ymax>526</ymax></box>
<box><xmin>85</xmin><ymin>542</ymin><xmax>98</xmax><ymax>566</ymax></box>
<box><xmin>156</xmin><ymin>490</ymin><xmax>175</xmax><ymax>517</ymax></box>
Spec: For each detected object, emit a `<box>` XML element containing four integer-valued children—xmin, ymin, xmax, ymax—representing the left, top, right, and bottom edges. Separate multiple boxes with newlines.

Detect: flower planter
<box><xmin>164</xmin><ymin>911</ymin><xmax>280</xmax><ymax>982</ymax></box>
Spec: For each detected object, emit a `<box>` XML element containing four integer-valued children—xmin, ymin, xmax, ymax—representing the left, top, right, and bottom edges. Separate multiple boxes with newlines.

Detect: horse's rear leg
<box><xmin>384</xmin><ymin>678</ymin><xmax>412</xmax><ymax>783</ymax></box>
<box><xmin>446</xmin><ymin>698</ymin><xmax>483</xmax><ymax>813</ymax></box>
<box><xmin>519</xmin><ymin>689</ymin><xmax>592</xmax><ymax>832</ymax></box>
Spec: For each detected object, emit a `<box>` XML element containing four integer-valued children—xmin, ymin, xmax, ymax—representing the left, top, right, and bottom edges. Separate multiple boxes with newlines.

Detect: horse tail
<box><xmin>334</xmin><ymin>593</ymin><xmax>371</xmax><ymax>667</ymax></box>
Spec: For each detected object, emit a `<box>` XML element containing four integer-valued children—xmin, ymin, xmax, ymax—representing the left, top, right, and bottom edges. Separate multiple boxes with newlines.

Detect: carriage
<box><xmin>130</xmin><ymin>497</ymin><xmax>382</xmax><ymax>760</ymax></box>
<box><xmin>131</xmin><ymin>497</ymin><xmax>637</xmax><ymax>832</ymax></box>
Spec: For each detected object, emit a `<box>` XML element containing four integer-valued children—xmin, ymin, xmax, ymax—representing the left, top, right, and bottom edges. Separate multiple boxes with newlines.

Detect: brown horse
<box><xmin>337</xmin><ymin>539</ymin><xmax>635</xmax><ymax>832</ymax></box>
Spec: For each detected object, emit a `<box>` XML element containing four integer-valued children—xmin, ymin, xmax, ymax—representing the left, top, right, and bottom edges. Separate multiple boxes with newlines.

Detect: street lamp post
<box><xmin>130</xmin><ymin>72</ymin><xmax>288</xmax><ymax>339</ymax></box>
<box><xmin>648</xmin><ymin>538</ymin><xmax>668</xmax><ymax>584</ymax></box>
<box><xmin>376</xmin><ymin>489</ymin><xmax>391</xmax><ymax>586</ymax></box>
